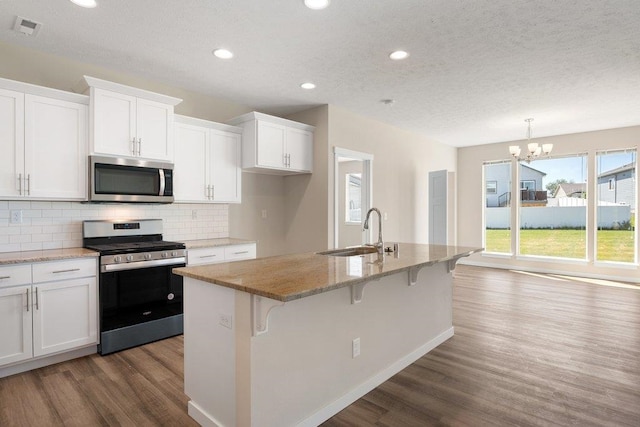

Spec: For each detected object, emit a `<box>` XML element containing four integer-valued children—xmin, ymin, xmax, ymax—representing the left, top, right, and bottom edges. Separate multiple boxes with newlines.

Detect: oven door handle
<box><xmin>159</xmin><ymin>169</ymin><xmax>166</xmax><ymax>196</ymax></box>
<box><xmin>101</xmin><ymin>257</ymin><xmax>186</xmax><ymax>273</ymax></box>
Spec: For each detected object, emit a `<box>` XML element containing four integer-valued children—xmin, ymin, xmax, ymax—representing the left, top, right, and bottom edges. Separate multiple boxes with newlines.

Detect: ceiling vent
<box><xmin>13</xmin><ymin>16</ymin><xmax>43</xmax><ymax>37</ymax></box>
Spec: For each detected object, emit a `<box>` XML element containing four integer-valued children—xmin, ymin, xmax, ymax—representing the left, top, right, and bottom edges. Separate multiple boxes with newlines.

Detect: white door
<box><xmin>0</xmin><ymin>88</ymin><xmax>25</xmax><ymax>198</ymax></box>
<box><xmin>137</xmin><ymin>98</ymin><xmax>173</xmax><ymax>161</ymax></box>
<box><xmin>174</xmin><ymin>122</ymin><xmax>209</xmax><ymax>202</ymax></box>
<box><xmin>256</xmin><ymin>121</ymin><xmax>286</xmax><ymax>169</ymax></box>
<box><xmin>429</xmin><ymin>170</ymin><xmax>448</xmax><ymax>245</ymax></box>
<box><xmin>210</xmin><ymin>129</ymin><xmax>241</xmax><ymax>203</ymax></box>
<box><xmin>24</xmin><ymin>95</ymin><xmax>88</xmax><ymax>200</ymax></box>
<box><xmin>286</xmin><ymin>128</ymin><xmax>313</xmax><ymax>172</ymax></box>
<box><xmin>32</xmin><ymin>277</ymin><xmax>97</xmax><ymax>357</ymax></box>
<box><xmin>92</xmin><ymin>88</ymin><xmax>137</xmax><ymax>157</ymax></box>
<box><xmin>0</xmin><ymin>285</ymin><xmax>33</xmax><ymax>366</ymax></box>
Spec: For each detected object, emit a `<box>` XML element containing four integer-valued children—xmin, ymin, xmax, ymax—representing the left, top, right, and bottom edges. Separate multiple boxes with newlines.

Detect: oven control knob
<box><xmin>145</xmin><ymin>253</ymin><xmax>152</xmax><ymax>260</ymax></box>
<box><xmin>126</xmin><ymin>255</ymin><xmax>134</xmax><ymax>262</ymax></box>
<box><xmin>114</xmin><ymin>256</ymin><xmax>122</xmax><ymax>263</ymax></box>
<box><xmin>167</xmin><ymin>293</ymin><xmax>175</xmax><ymax>301</ymax></box>
<box><xmin>172</xmin><ymin>251</ymin><xmax>178</xmax><ymax>257</ymax></box>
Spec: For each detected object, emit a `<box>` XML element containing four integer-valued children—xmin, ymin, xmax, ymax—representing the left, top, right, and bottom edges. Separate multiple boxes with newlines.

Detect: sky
<box><xmin>527</xmin><ymin>151</ymin><xmax>636</xmax><ymax>189</ymax></box>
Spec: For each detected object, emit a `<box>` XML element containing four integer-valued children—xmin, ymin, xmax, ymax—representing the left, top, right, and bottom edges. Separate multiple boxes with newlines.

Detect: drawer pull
<box><xmin>35</xmin><ymin>287</ymin><xmax>39</xmax><ymax>310</ymax></box>
<box><xmin>26</xmin><ymin>289</ymin><xmax>29</xmax><ymax>312</ymax></box>
<box><xmin>0</xmin><ymin>276</ymin><xmax>10</xmax><ymax>280</ymax></box>
<box><xmin>199</xmin><ymin>255</ymin><xmax>218</xmax><ymax>258</ymax></box>
<box><xmin>52</xmin><ymin>268</ymin><xmax>81</xmax><ymax>274</ymax></box>
<box><xmin>233</xmin><ymin>251</ymin><xmax>249</xmax><ymax>255</ymax></box>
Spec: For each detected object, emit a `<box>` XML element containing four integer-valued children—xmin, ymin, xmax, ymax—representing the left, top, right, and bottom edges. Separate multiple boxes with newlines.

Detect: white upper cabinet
<box><xmin>0</xmin><ymin>79</ymin><xmax>88</xmax><ymax>201</ymax></box>
<box><xmin>229</xmin><ymin>111</ymin><xmax>314</xmax><ymax>175</ymax></box>
<box><xmin>174</xmin><ymin>115</ymin><xmax>242</xmax><ymax>203</ymax></box>
<box><xmin>81</xmin><ymin>76</ymin><xmax>181</xmax><ymax>162</ymax></box>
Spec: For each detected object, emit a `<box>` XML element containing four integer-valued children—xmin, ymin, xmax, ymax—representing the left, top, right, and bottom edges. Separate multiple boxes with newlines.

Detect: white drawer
<box><xmin>32</xmin><ymin>258</ymin><xmax>97</xmax><ymax>283</ymax></box>
<box><xmin>0</xmin><ymin>264</ymin><xmax>32</xmax><ymax>288</ymax></box>
<box><xmin>187</xmin><ymin>247</ymin><xmax>225</xmax><ymax>266</ymax></box>
<box><xmin>224</xmin><ymin>244</ymin><xmax>256</xmax><ymax>261</ymax></box>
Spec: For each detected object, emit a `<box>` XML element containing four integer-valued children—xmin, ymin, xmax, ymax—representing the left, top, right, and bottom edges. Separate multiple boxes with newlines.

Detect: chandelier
<box><xmin>509</xmin><ymin>118</ymin><xmax>553</xmax><ymax>163</ymax></box>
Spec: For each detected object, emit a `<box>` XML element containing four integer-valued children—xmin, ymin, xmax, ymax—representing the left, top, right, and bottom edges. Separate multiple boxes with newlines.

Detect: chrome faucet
<box><xmin>363</xmin><ymin>207</ymin><xmax>384</xmax><ymax>255</ymax></box>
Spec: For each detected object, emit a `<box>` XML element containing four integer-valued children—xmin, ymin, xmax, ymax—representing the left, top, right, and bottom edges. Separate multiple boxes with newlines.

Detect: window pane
<box><xmin>596</xmin><ymin>150</ymin><xmax>636</xmax><ymax>263</ymax></box>
<box><xmin>519</xmin><ymin>156</ymin><xmax>587</xmax><ymax>259</ymax></box>
<box><xmin>484</xmin><ymin>162</ymin><xmax>511</xmax><ymax>253</ymax></box>
<box><xmin>345</xmin><ymin>173</ymin><xmax>361</xmax><ymax>223</ymax></box>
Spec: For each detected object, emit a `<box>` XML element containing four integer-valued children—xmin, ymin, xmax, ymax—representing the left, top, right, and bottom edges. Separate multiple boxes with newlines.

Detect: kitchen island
<box><xmin>173</xmin><ymin>244</ymin><xmax>481</xmax><ymax>427</ymax></box>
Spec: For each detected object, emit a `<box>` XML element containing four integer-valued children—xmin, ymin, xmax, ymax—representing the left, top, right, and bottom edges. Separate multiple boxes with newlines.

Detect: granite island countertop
<box><xmin>173</xmin><ymin>243</ymin><xmax>482</xmax><ymax>302</ymax></box>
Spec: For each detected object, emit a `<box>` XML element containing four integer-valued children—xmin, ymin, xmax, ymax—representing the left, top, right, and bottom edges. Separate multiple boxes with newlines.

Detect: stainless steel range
<box><xmin>83</xmin><ymin>219</ymin><xmax>186</xmax><ymax>355</ymax></box>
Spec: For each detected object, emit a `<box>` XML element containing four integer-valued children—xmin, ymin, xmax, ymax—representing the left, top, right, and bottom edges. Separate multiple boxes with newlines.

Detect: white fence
<box><xmin>486</xmin><ymin>206</ymin><xmax>632</xmax><ymax>229</ymax></box>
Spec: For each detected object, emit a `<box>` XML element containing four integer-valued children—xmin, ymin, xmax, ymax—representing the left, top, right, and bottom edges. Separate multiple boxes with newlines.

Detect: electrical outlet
<box><xmin>10</xmin><ymin>210</ymin><xmax>23</xmax><ymax>224</ymax></box>
<box><xmin>383</xmin><ymin>212</ymin><xmax>388</xmax><ymax>221</ymax></box>
<box><xmin>352</xmin><ymin>337</ymin><xmax>360</xmax><ymax>358</ymax></box>
<box><xmin>219</xmin><ymin>314</ymin><xmax>233</xmax><ymax>329</ymax></box>
<box><xmin>261</xmin><ymin>209</ymin><xmax>268</xmax><ymax>220</ymax></box>
<box><xmin>192</xmin><ymin>210</ymin><xmax>198</xmax><ymax>219</ymax></box>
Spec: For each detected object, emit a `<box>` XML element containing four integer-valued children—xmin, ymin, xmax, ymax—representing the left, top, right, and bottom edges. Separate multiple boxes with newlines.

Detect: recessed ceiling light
<box><xmin>300</xmin><ymin>82</ymin><xmax>316</xmax><ymax>90</ymax></box>
<box><xmin>389</xmin><ymin>50</ymin><xmax>409</xmax><ymax>60</ymax></box>
<box><xmin>304</xmin><ymin>0</ymin><xmax>330</xmax><ymax>10</ymax></box>
<box><xmin>69</xmin><ymin>0</ymin><xmax>97</xmax><ymax>8</ymax></box>
<box><xmin>213</xmin><ymin>48</ymin><xmax>234</xmax><ymax>59</ymax></box>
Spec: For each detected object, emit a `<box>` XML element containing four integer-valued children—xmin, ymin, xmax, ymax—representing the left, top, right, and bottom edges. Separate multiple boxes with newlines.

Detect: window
<box><xmin>345</xmin><ymin>173</ymin><xmax>362</xmax><ymax>223</ymax></box>
<box><xmin>520</xmin><ymin>180</ymin><xmax>535</xmax><ymax>190</ymax></box>
<box><xmin>596</xmin><ymin>149</ymin><xmax>636</xmax><ymax>263</ymax></box>
<box><xmin>483</xmin><ymin>161</ymin><xmax>511</xmax><ymax>254</ymax></box>
<box><xmin>519</xmin><ymin>155</ymin><xmax>588</xmax><ymax>259</ymax></box>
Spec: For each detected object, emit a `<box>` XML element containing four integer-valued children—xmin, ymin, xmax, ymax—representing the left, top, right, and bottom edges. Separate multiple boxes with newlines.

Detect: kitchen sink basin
<box><xmin>317</xmin><ymin>246</ymin><xmax>379</xmax><ymax>257</ymax></box>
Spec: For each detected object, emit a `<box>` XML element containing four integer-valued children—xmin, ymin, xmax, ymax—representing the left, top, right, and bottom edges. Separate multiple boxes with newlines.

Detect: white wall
<box><xmin>458</xmin><ymin>126</ymin><xmax>640</xmax><ymax>281</ymax></box>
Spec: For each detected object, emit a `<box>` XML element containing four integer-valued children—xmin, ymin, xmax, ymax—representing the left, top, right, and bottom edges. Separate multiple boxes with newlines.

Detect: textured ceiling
<box><xmin>1</xmin><ymin>0</ymin><xmax>639</xmax><ymax>147</ymax></box>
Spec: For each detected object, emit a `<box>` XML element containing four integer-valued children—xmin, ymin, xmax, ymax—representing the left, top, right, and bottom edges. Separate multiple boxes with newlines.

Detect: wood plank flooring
<box><xmin>1</xmin><ymin>265</ymin><xmax>639</xmax><ymax>426</ymax></box>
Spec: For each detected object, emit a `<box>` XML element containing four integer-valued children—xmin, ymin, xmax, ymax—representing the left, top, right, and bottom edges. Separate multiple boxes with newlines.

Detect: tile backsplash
<box><xmin>0</xmin><ymin>201</ymin><xmax>229</xmax><ymax>253</ymax></box>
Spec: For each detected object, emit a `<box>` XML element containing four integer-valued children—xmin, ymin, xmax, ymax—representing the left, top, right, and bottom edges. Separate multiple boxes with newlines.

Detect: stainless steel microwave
<box><xmin>89</xmin><ymin>156</ymin><xmax>174</xmax><ymax>203</ymax></box>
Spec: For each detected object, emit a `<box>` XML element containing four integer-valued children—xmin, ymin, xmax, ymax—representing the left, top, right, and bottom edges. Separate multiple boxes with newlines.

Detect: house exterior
<box><xmin>553</xmin><ymin>182</ymin><xmax>587</xmax><ymax>198</ymax></box>
<box><xmin>597</xmin><ymin>163</ymin><xmax>636</xmax><ymax>210</ymax></box>
<box><xmin>485</xmin><ymin>163</ymin><xmax>546</xmax><ymax>207</ymax></box>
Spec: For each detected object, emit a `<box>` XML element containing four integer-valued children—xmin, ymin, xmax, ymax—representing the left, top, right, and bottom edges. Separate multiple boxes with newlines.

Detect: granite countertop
<box><xmin>173</xmin><ymin>244</ymin><xmax>482</xmax><ymax>302</ymax></box>
<box><xmin>182</xmin><ymin>238</ymin><xmax>256</xmax><ymax>249</ymax></box>
<box><xmin>0</xmin><ymin>248</ymin><xmax>99</xmax><ymax>265</ymax></box>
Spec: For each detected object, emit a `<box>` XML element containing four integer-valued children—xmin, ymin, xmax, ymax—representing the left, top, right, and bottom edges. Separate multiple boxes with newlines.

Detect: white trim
<box><xmin>228</xmin><ymin>111</ymin><xmax>315</xmax><ymax>131</ymax></box>
<box><xmin>174</xmin><ymin>114</ymin><xmax>242</xmax><ymax>134</ymax></box>
<box><xmin>187</xmin><ymin>401</ymin><xmax>224</xmax><ymax>427</ymax></box>
<box><xmin>296</xmin><ymin>327</ymin><xmax>455</xmax><ymax>427</ymax></box>
<box><xmin>81</xmin><ymin>75</ymin><xmax>182</xmax><ymax>106</ymax></box>
<box><xmin>0</xmin><ymin>76</ymin><xmax>89</xmax><ymax>104</ymax></box>
<box><xmin>459</xmin><ymin>258</ymin><xmax>640</xmax><ymax>284</ymax></box>
<box><xmin>334</xmin><ymin>147</ymin><xmax>374</xmax><ymax>161</ymax></box>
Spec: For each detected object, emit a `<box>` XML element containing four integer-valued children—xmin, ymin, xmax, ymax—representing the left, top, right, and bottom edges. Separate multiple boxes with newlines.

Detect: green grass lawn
<box><xmin>485</xmin><ymin>229</ymin><xmax>635</xmax><ymax>262</ymax></box>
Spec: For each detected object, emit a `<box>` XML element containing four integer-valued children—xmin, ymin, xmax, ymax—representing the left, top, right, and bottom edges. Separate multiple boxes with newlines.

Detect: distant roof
<box><xmin>522</xmin><ymin>164</ymin><xmax>547</xmax><ymax>176</ymax></box>
<box><xmin>554</xmin><ymin>182</ymin><xmax>587</xmax><ymax>197</ymax></box>
<box><xmin>598</xmin><ymin>162</ymin><xmax>635</xmax><ymax>178</ymax></box>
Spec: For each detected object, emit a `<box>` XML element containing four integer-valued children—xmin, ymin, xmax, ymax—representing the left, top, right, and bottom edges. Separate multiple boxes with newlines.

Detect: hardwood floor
<box><xmin>1</xmin><ymin>265</ymin><xmax>639</xmax><ymax>426</ymax></box>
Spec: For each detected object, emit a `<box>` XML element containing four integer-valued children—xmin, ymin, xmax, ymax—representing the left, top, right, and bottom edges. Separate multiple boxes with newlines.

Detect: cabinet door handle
<box><xmin>233</xmin><ymin>251</ymin><xmax>249</xmax><ymax>255</ymax></box>
<box><xmin>132</xmin><ymin>138</ymin><xmax>137</xmax><ymax>155</ymax></box>
<box><xmin>211</xmin><ymin>185</ymin><xmax>214</xmax><ymax>200</ymax></box>
<box><xmin>35</xmin><ymin>287</ymin><xmax>39</xmax><ymax>310</ymax></box>
<box><xmin>287</xmin><ymin>154</ymin><xmax>291</xmax><ymax>167</ymax></box>
<box><xmin>0</xmin><ymin>276</ymin><xmax>10</xmax><ymax>280</ymax></box>
<box><xmin>283</xmin><ymin>154</ymin><xmax>287</xmax><ymax>167</ymax></box>
<box><xmin>137</xmin><ymin>138</ymin><xmax>142</xmax><ymax>156</ymax></box>
<box><xmin>18</xmin><ymin>173</ymin><xmax>22</xmax><ymax>195</ymax></box>
<box><xmin>26</xmin><ymin>174</ymin><xmax>31</xmax><ymax>195</ymax></box>
<box><xmin>26</xmin><ymin>288</ymin><xmax>29</xmax><ymax>312</ymax></box>
<box><xmin>52</xmin><ymin>268</ymin><xmax>81</xmax><ymax>274</ymax></box>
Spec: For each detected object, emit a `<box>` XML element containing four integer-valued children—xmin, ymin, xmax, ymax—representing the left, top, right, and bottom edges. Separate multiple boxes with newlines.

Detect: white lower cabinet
<box><xmin>0</xmin><ymin>258</ymin><xmax>97</xmax><ymax>368</ymax></box>
<box><xmin>187</xmin><ymin>243</ymin><xmax>256</xmax><ymax>266</ymax></box>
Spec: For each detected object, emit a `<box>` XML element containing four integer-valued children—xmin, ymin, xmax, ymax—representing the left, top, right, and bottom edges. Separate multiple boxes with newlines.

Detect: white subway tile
<box><xmin>8</xmin><ymin>201</ymin><xmax>31</xmax><ymax>209</ymax></box>
<box><xmin>0</xmin><ymin>243</ymin><xmax>21</xmax><ymax>253</ymax></box>
<box><xmin>21</xmin><ymin>242</ymin><xmax>43</xmax><ymax>251</ymax></box>
<box><xmin>10</xmin><ymin>234</ymin><xmax>31</xmax><ymax>244</ymax></box>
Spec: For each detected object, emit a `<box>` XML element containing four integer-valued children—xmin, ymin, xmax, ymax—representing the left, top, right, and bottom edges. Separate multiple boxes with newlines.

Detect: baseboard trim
<box><xmin>0</xmin><ymin>345</ymin><xmax>97</xmax><ymax>379</ymax></box>
<box><xmin>188</xmin><ymin>401</ymin><xmax>227</xmax><ymax>427</ymax></box>
<box><xmin>297</xmin><ymin>326</ymin><xmax>455</xmax><ymax>427</ymax></box>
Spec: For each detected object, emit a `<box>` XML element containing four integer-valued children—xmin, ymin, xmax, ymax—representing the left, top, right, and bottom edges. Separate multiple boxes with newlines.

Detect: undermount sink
<box><xmin>317</xmin><ymin>246</ymin><xmax>379</xmax><ymax>257</ymax></box>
